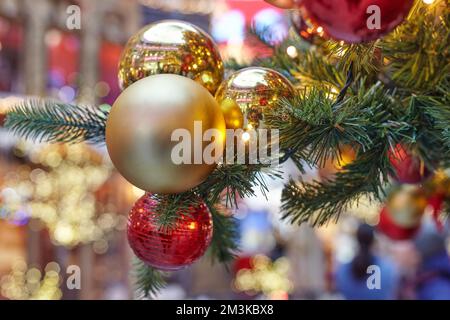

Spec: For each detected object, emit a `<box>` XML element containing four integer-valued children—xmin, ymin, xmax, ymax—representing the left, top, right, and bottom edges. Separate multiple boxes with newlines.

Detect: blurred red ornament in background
<box><xmin>299</xmin><ymin>0</ymin><xmax>414</xmax><ymax>43</ymax></box>
<box><xmin>427</xmin><ymin>193</ymin><xmax>445</xmax><ymax>231</ymax></box>
<box><xmin>377</xmin><ymin>206</ymin><xmax>420</xmax><ymax>241</ymax></box>
<box><xmin>388</xmin><ymin>144</ymin><xmax>431</xmax><ymax>184</ymax></box>
<box><xmin>127</xmin><ymin>194</ymin><xmax>213</xmax><ymax>271</ymax></box>
<box><xmin>233</xmin><ymin>256</ymin><xmax>253</xmax><ymax>274</ymax></box>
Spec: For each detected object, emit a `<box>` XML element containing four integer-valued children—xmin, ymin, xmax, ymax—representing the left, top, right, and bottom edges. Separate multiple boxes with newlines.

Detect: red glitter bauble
<box><xmin>299</xmin><ymin>0</ymin><xmax>414</xmax><ymax>43</ymax></box>
<box><xmin>127</xmin><ymin>194</ymin><xmax>213</xmax><ymax>271</ymax></box>
<box><xmin>377</xmin><ymin>206</ymin><xmax>420</xmax><ymax>241</ymax></box>
<box><xmin>388</xmin><ymin>144</ymin><xmax>432</xmax><ymax>184</ymax></box>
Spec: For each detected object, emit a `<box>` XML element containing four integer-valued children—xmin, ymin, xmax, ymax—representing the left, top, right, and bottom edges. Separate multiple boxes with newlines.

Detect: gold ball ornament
<box><xmin>319</xmin><ymin>144</ymin><xmax>357</xmax><ymax>180</ymax></box>
<box><xmin>215</xmin><ymin>67</ymin><xmax>295</xmax><ymax>130</ymax></box>
<box><xmin>386</xmin><ymin>185</ymin><xmax>428</xmax><ymax>229</ymax></box>
<box><xmin>106</xmin><ymin>74</ymin><xmax>226</xmax><ymax>194</ymax></box>
<box><xmin>118</xmin><ymin>20</ymin><xmax>224</xmax><ymax>95</ymax></box>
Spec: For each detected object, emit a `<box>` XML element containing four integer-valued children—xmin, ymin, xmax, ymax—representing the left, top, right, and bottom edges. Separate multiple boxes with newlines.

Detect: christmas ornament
<box><xmin>377</xmin><ymin>206</ymin><xmax>420</xmax><ymax>241</ymax></box>
<box><xmin>118</xmin><ymin>20</ymin><xmax>224</xmax><ymax>95</ymax></box>
<box><xmin>127</xmin><ymin>194</ymin><xmax>213</xmax><ymax>271</ymax></box>
<box><xmin>215</xmin><ymin>67</ymin><xmax>295</xmax><ymax>130</ymax></box>
<box><xmin>319</xmin><ymin>144</ymin><xmax>357</xmax><ymax>180</ymax></box>
<box><xmin>106</xmin><ymin>74</ymin><xmax>226</xmax><ymax>194</ymax></box>
<box><xmin>427</xmin><ymin>193</ymin><xmax>445</xmax><ymax>231</ymax></box>
<box><xmin>290</xmin><ymin>10</ymin><xmax>326</xmax><ymax>43</ymax></box>
<box><xmin>233</xmin><ymin>256</ymin><xmax>253</xmax><ymax>275</ymax></box>
<box><xmin>385</xmin><ymin>185</ymin><xmax>428</xmax><ymax>228</ymax></box>
<box><xmin>264</xmin><ymin>0</ymin><xmax>301</xmax><ymax>9</ymax></box>
<box><xmin>425</xmin><ymin>170</ymin><xmax>450</xmax><ymax>230</ymax></box>
<box><xmin>299</xmin><ymin>0</ymin><xmax>414</xmax><ymax>43</ymax></box>
<box><xmin>388</xmin><ymin>144</ymin><xmax>432</xmax><ymax>184</ymax></box>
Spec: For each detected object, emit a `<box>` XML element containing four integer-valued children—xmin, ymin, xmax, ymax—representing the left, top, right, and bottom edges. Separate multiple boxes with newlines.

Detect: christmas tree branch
<box><xmin>260</xmin><ymin>0</ymin><xmax>450</xmax><ymax>226</ymax></box>
<box><xmin>5</xmin><ymin>99</ymin><xmax>108</xmax><ymax>144</ymax></box>
<box><xmin>282</xmin><ymin>145</ymin><xmax>390</xmax><ymax>226</ymax></box>
<box><xmin>133</xmin><ymin>258</ymin><xmax>167</xmax><ymax>298</ymax></box>
<box><xmin>273</xmin><ymin>78</ymin><xmax>450</xmax><ymax>224</ymax></box>
<box><xmin>380</xmin><ymin>0</ymin><xmax>450</xmax><ymax>92</ymax></box>
<box><xmin>207</xmin><ymin>202</ymin><xmax>239</xmax><ymax>264</ymax></box>
<box><xmin>197</xmin><ymin>164</ymin><xmax>281</xmax><ymax>207</ymax></box>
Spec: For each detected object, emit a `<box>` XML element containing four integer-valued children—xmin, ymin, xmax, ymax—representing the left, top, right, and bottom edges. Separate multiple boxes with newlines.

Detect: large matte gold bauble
<box><xmin>118</xmin><ymin>20</ymin><xmax>224</xmax><ymax>95</ymax></box>
<box><xmin>106</xmin><ymin>74</ymin><xmax>226</xmax><ymax>194</ymax></box>
<box><xmin>215</xmin><ymin>67</ymin><xmax>295</xmax><ymax>130</ymax></box>
<box><xmin>386</xmin><ymin>185</ymin><xmax>428</xmax><ymax>228</ymax></box>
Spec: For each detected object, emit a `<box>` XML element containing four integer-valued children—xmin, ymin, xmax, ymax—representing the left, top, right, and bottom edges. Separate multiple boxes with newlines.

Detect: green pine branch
<box><xmin>273</xmin><ymin>79</ymin><xmax>450</xmax><ymax>225</ymax></box>
<box><xmin>151</xmin><ymin>193</ymin><xmax>204</xmax><ymax>229</ymax></box>
<box><xmin>5</xmin><ymin>99</ymin><xmax>108</xmax><ymax>144</ymax></box>
<box><xmin>381</xmin><ymin>0</ymin><xmax>450</xmax><ymax>92</ymax></box>
<box><xmin>281</xmin><ymin>145</ymin><xmax>390</xmax><ymax>226</ymax></box>
<box><xmin>265</xmin><ymin>82</ymin><xmax>403</xmax><ymax>168</ymax></box>
<box><xmin>132</xmin><ymin>258</ymin><xmax>167</xmax><ymax>299</ymax></box>
<box><xmin>207</xmin><ymin>201</ymin><xmax>239</xmax><ymax>264</ymax></box>
<box><xmin>196</xmin><ymin>164</ymin><xmax>282</xmax><ymax>207</ymax></box>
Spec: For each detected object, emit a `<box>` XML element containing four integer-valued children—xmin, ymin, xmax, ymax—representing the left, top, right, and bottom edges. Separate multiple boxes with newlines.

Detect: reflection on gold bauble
<box><xmin>118</xmin><ymin>20</ymin><xmax>224</xmax><ymax>95</ymax></box>
<box><xmin>264</xmin><ymin>0</ymin><xmax>301</xmax><ymax>9</ymax></box>
<box><xmin>106</xmin><ymin>74</ymin><xmax>226</xmax><ymax>194</ymax></box>
<box><xmin>386</xmin><ymin>185</ymin><xmax>428</xmax><ymax>228</ymax></box>
<box><xmin>218</xmin><ymin>98</ymin><xmax>244</xmax><ymax>130</ymax></box>
<box><xmin>215</xmin><ymin>67</ymin><xmax>295</xmax><ymax>130</ymax></box>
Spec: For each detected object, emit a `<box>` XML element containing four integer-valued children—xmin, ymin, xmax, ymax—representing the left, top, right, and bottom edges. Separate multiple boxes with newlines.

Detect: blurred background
<box><xmin>0</xmin><ymin>0</ymin><xmax>449</xmax><ymax>300</ymax></box>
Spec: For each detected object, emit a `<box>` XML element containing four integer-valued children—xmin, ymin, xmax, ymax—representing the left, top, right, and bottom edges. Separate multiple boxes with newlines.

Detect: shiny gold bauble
<box><xmin>118</xmin><ymin>20</ymin><xmax>224</xmax><ymax>95</ymax></box>
<box><xmin>386</xmin><ymin>185</ymin><xmax>428</xmax><ymax>228</ymax></box>
<box><xmin>215</xmin><ymin>67</ymin><xmax>295</xmax><ymax>130</ymax></box>
<box><xmin>106</xmin><ymin>74</ymin><xmax>226</xmax><ymax>194</ymax></box>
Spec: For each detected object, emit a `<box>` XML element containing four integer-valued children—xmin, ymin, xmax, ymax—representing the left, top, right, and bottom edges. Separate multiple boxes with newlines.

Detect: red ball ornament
<box><xmin>388</xmin><ymin>144</ymin><xmax>432</xmax><ymax>184</ymax></box>
<box><xmin>377</xmin><ymin>206</ymin><xmax>420</xmax><ymax>241</ymax></box>
<box><xmin>299</xmin><ymin>0</ymin><xmax>414</xmax><ymax>43</ymax></box>
<box><xmin>127</xmin><ymin>194</ymin><xmax>213</xmax><ymax>271</ymax></box>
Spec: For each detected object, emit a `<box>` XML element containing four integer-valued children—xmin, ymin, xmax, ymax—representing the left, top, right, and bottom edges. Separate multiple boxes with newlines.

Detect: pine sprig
<box><xmin>207</xmin><ymin>202</ymin><xmax>239</xmax><ymax>264</ymax></box>
<box><xmin>133</xmin><ymin>258</ymin><xmax>167</xmax><ymax>298</ymax></box>
<box><xmin>150</xmin><ymin>193</ymin><xmax>204</xmax><ymax>229</ymax></box>
<box><xmin>5</xmin><ymin>99</ymin><xmax>108</xmax><ymax>144</ymax></box>
<box><xmin>265</xmin><ymin>83</ymin><xmax>397</xmax><ymax>168</ymax></box>
<box><xmin>197</xmin><ymin>164</ymin><xmax>281</xmax><ymax>207</ymax></box>
<box><xmin>281</xmin><ymin>145</ymin><xmax>390</xmax><ymax>226</ymax></box>
<box><xmin>273</xmin><ymin>77</ymin><xmax>449</xmax><ymax>225</ymax></box>
<box><xmin>379</xmin><ymin>1</ymin><xmax>450</xmax><ymax>92</ymax></box>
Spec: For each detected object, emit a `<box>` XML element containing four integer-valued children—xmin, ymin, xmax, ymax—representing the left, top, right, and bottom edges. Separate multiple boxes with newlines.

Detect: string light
<box><xmin>242</xmin><ymin>132</ymin><xmax>251</xmax><ymax>142</ymax></box>
<box><xmin>286</xmin><ymin>45</ymin><xmax>298</xmax><ymax>58</ymax></box>
<box><xmin>233</xmin><ymin>255</ymin><xmax>293</xmax><ymax>298</ymax></box>
<box><xmin>1</xmin><ymin>143</ymin><xmax>126</xmax><ymax>248</ymax></box>
<box><xmin>0</xmin><ymin>260</ymin><xmax>62</xmax><ymax>300</ymax></box>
